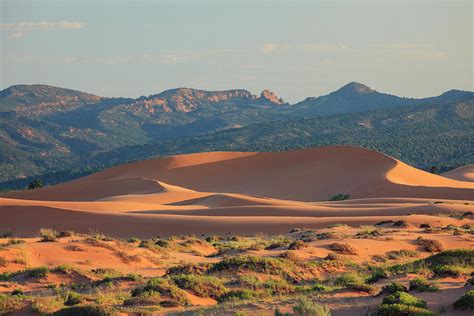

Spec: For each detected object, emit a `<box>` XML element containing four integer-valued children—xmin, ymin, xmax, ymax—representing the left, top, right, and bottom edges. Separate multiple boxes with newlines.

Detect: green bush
<box><xmin>275</xmin><ymin>297</ymin><xmax>331</xmax><ymax>316</ymax></box>
<box><xmin>380</xmin><ymin>282</ymin><xmax>408</xmax><ymax>295</ymax></box>
<box><xmin>52</xmin><ymin>305</ymin><xmax>112</xmax><ymax>316</ymax></box>
<box><xmin>171</xmin><ymin>274</ymin><xmax>227</xmax><ymax>298</ymax></box>
<box><xmin>453</xmin><ymin>290</ymin><xmax>474</xmax><ymax>310</ymax></box>
<box><xmin>372</xmin><ymin>303</ymin><xmax>436</xmax><ymax>316</ymax></box>
<box><xmin>64</xmin><ymin>292</ymin><xmax>82</xmax><ymax>306</ymax></box>
<box><xmin>288</xmin><ymin>240</ymin><xmax>308</xmax><ymax>250</ymax></box>
<box><xmin>409</xmin><ymin>277</ymin><xmax>438</xmax><ymax>292</ymax></box>
<box><xmin>39</xmin><ymin>228</ymin><xmax>59</xmax><ymax>242</ymax></box>
<box><xmin>130</xmin><ymin>277</ymin><xmax>190</xmax><ymax>306</ymax></box>
<box><xmin>329</xmin><ymin>194</ymin><xmax>349</xmax><ymax>201</ymax></box>
<box><xmin>388</xmin><ymin>249</ymin><xmax>474</xmax><ymax>277</ymax></box>
<box><xmin>366</xmin><ymin>268</ymin><xmax>388</xmax><ymax>284</ymax></box>
<box><xmin>26</xmin><ymin>266</ymin><xmax>49</xmax><ymax>278</ymax></box>
<box><xmin>217</xmin><ymin>289</ymin><xmax>258</xmax><ymax>302</ymax></box>
<box><xmin>382</xmin><ymin>291</ymin><xmax>426</xmax><ymax>308</ymax></box>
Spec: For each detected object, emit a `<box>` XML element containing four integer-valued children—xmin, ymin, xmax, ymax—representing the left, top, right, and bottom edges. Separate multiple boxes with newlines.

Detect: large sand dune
<box><xmin>1</xmin><ymin>146</ymin><xmax>473</xmax><ymax>237</ymax></box>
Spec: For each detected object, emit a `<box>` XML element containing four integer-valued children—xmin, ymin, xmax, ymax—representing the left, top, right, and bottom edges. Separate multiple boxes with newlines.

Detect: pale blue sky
<box><xmin>0</xmin><ymin>0</ymin><xmax>472</xmax><ymax>102</ymax></box>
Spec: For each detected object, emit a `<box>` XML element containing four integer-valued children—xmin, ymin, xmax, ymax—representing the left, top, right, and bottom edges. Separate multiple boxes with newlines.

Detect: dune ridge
<box><xmin>1</xmin><ymin>146</ymin><xmax>473</xmax><ymax>237</ymax></box>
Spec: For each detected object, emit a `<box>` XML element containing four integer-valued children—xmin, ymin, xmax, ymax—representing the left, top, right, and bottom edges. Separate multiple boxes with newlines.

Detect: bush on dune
<box><xmin>453</xmin><ymin>290</ymin><xmax>474</xmax><ymax>310</ymax></box>
<box><xmin>409</xmin><ymin>277</ymin><xmax>438</xmax><ymax>292</ymax></box>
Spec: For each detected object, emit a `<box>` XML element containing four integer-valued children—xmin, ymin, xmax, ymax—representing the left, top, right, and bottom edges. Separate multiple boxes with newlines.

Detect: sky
<box><xmin>0</xmin><ymin>0</ymin><xmax>472</xmax><ymax>103</ymax></box>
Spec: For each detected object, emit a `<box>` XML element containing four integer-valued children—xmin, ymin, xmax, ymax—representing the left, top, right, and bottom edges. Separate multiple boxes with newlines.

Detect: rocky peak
<box><xmin>259</xmin><ymin>89</ymin><xmax>286</xmax><ymax>105</ymax></box>
<box><xmin>333</xmin><ymin>82</ymin><xmax>376</xmax><ymax>97</ymax></box>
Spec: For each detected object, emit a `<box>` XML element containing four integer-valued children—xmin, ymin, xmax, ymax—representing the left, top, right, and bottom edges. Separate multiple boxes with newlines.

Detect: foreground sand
<box><xmin>0</xmin><ymin>223</ymin><xmax>473</xmax><ymax>315</ymax></box>
<box><xmin>1</xmin><ymin>146</ymin><xmax>473</xmax><ymax>238</ymax></box>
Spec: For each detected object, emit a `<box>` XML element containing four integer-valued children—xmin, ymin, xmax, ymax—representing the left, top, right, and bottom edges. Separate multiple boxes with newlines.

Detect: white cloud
<box><xmin>259</xmin><ymin>43</ymin><xmax>351</xmax><ymax>54</ymax></box>
<box><xmin>374</xmin><ymin>43</ymin><xmax>448</xmax><ymax>60</ymax></box>
<box><xmin>0</xmin><ymin>21</ymin><xmax>87</xmax><ymax>39</ymax></box>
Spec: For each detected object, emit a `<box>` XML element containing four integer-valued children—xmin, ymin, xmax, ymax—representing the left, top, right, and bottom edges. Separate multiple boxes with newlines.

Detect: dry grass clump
<box><xmin>329</xmin><ymin>242</ymin><xmax>358</xmax><ymax>255</ymax></box>
<box><xmin>416</xmin><ymin>237</ymin><xmax>444</xmax><ymax>253</ymax></box>
<box><xmin>288</xmin><ymin>240</ymin><xmax>308</xmax><ymax>250</ymax></box>
<box><xmin>39</xmin><ymin>228</ymin><xmax>59</xmax><ymax>242</ymax></box>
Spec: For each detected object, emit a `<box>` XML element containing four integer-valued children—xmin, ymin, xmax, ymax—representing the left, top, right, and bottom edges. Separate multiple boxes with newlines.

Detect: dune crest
<box><xmin>1</xmin><ymin>146</ymin><xmax>473</xmax><ymax>237</ymax></box>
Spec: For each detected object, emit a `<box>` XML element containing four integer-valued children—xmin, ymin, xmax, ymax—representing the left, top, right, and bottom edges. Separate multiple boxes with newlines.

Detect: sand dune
<box><xmin>1</xmin><ymin>146</ymin><xmax>473</xmax><ymax>237</ymax></box>
<box><xmin>442</xmin><ymin>164</ymin><xmax>474</xmax><ymax>182</ymax></box>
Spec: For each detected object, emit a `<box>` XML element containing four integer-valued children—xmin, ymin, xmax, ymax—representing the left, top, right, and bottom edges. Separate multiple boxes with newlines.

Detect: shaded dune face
<box><xmin>12</xmin><ymin>145</ymin><xmax>472</xmax><ymax>202</ymax></box>
<box><xmin>1</xmin><ymin>146</ymin><xmax>473</xmax><ymax>237</ymax></box>
<box><xmin>442</xmin><ymin>164</ymin><xmax>474</xmax><ymax>182</ymax></box>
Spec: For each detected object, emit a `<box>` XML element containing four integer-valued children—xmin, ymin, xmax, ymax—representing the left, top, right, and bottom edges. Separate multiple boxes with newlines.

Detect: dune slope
<box><xmin>1</xmin><ymin>146</ymin><xmax>473</xmax><ymax>237</ymax></box>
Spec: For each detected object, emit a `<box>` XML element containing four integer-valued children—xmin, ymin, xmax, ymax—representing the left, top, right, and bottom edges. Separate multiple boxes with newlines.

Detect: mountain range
<box><xmin>1</xmin><ymin>82</ymin><xmax>473</xmax><ymax>187</ymax></box>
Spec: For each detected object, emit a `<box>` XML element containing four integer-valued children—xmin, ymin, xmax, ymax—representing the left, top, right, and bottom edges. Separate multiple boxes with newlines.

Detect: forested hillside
<box><xmin>2</xmin><ymin>98</ymin><xmax>472</xmax><ymax>189</ymax></box>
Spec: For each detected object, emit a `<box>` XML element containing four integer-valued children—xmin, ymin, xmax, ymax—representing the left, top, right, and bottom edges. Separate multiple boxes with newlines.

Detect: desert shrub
<box><xmin>382</xmin><ymin>291</ymin><xmax>427</xmax><ymax>308</ymax></box>
<box><xmin>417</xmin><ymin>237</ymin><xmax>443</xmax><ymax>253</ymax></box>
<box><xmin>0</xmin><ymin>256</ymin><xmax>8</xmax><ymax>267</ymax></box>
<box><xmin>166</xmin><ymin>262</ymin><xmax>211</xmax><ymax>276</ymax></box>
<box><xmin>127</xmin><ymin>237</ymin><xmax>141</xmax><ymax>243</ymax></box>
<box><xmin>288</xmin><ymin>240</ymin><xmax>307</xmax><ymax>250</ymax></box>
<box><xmin>64</xmin><ymin>291</ymin><xmax>82</xmax><ymax>306</ymax></box>
<box><xmin>123</xmin><ymin>292</ymin><xmax>161</xmax><ymax>306</ymax></box>
<box><xmin>264</xmin><ymin>279</ymin><xmax>295</xmax><ymax>295</ymax></box>
<box><xmin>329</xmin><ymin>194</ymin><xmax>349</xmax><ymax>201</ymax></box>
<box><xmin>409</xmin><ymin>277</ymin><xmax>438</xmax><ymax>292</ymax></box>
<box><xmin>217</xmin><ymin>289</ymin><xmax>258</xmax><ymax>302</ymax></box>
<box><xmin>0</xmin><ymin>295</ymin><xmax>27</xmax><ymax>314</ymax></box>
<box><xmin>393</xmin><ymin>220</ymin><xmax>408</xmax><ymax>227</ymax></box>
<box><xmin>453</xmin><ymin>290</ymin><xmax>474</xmax><ymax>310</ymax></box>
<box><xmin>172</xmin><ymin>274</ymin><xmax>227</xmax><ymax>298</ymax></box>
<box><xmin>209</xmin><ymin>255</ymin><xmax>305</xmax><ymax>282</ymax></box>
<box><xmin>52</xmin><ymin>305</ymin><xmax>112</xmax><ymax>316</ymax></box>
<box><xmin>432</xmin><ymin>264</ymin><xmax>470</xmax><ymax>276</ymax></box>
<box><xmin>372</xmin><ymin>304</ymin><xmax>436</xmax><ymax>316</ymax></box>
<box><xmin>279</xmin><ymin>251</ymin><xmax>303</xmax><ymax>263</ymax></box>
<box><xmin>275</xmin><ymin>297</ymin><xmax>330</xmax><ymax>316</ymax></box>
<box><xmin>380</xmin><ymin>282</ymin><xmax>408</xmax><ymax>295</ymax></box>
<box><xmin>332</xmin><ymin>271</ymin><xmax>376</xmax><ymax>293</ymax></box>
<box><xmin>388</xmin><ymin>249</ymin><xmax>474</xmax><ymax>277</ymax></box>
<box><xmin>27</xmin><ymin>266</ymin><xmax>49</xmax><ymax>278</ymax></box>
<box><xmin>375</xmin><ymin>220</ymin><xmax>395</xmax><ymax>226</ymax></box>
<box><xmin>366</xmin><ymin>268</ymin><xmax>388</xmax><ymax>284</ymax></box>
<box><xmin>350</xmin><ymin>283</ymin><xmax>377</xmax><ymax>294</ymax></box>
<box><xmin>388</xmin><ymin>250</ymin><xmax>419</xmax><ymax>260</ymax></box>
<box><xmin>39</xmin><ymin>228</ymin><xmax>58</xmax><ymax>242</ymax></box>
<box><xmin>356</xmin><ymin>225</ymin><xmax>381</xmax><ymax>238</ymax></box>
<box><xmin>1</xmin><ymin>239</ymin><xmax>25</xmax><ymax>247</ymax></box>
<box><xmin>10</xmin><ymin>289</ymin><xmax>23</xmax><ymax>296</ymax></box>
<box><xmin>266</xmin><ymin>242</ymin><xmax>288</xmax><ymax>250</ymax></box>
<box><xmin>53</xmin><ymin>264</ymin><xmax>75</xmax><ymax>275</ymax></box>
<box><xmin>58</xmin><ymin>231</ymin><xmax>73</xmax><ymax>238</ymax></box>
<box><xmin>466</xmin><ymin>276</ymin><xmax>474</xmax><ymax>286</ymax></box>
<box><xmin>329</xmin><ymin>242</ymin><xmax>358</xmax><ymax>255</ymax></box>
<box><xmin>420</xmin><ymin>223</ymin><xmax>431</xmax><ymax>229</ymax></box>
<box><xmin>131</xmin><ymin>277</ymin><xmax>190</xmax><ymax>306</ymax></box>
<box><xmin>333</xmin><ymin>272</ymin><xmax>364</xmax><ymax>287</ymax></box>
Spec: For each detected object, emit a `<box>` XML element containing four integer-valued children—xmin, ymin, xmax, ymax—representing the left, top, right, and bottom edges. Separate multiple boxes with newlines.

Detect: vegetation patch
<box><xmin>453</xmin><ymin>290</ymin><xmax>474</xmax><ymax>310</ymax></box>
<box><xmin>409</xmin><ymin>277</ymin><xmax>438</xmax><ymax>292</ymax></box>
<box><xmin>329</xmin><ymin>242</ymin><xmax>358</xmax><ymax>255</ymax></box>
<box><xmin>171</xmin><ymin>274</ymin><xmax>227</xmax><ymax>298</ymax></box>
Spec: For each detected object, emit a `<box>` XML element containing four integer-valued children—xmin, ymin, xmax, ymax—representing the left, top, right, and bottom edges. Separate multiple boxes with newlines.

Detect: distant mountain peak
<box><xmin>334</xmin><ymin>82</ymin><xmax>376</xmax><ymax>96</ymax></box>
<box><xmin>259</xmin><ymin>89</ymin><xmax>286</xmax><ymax>105</ymax></box>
